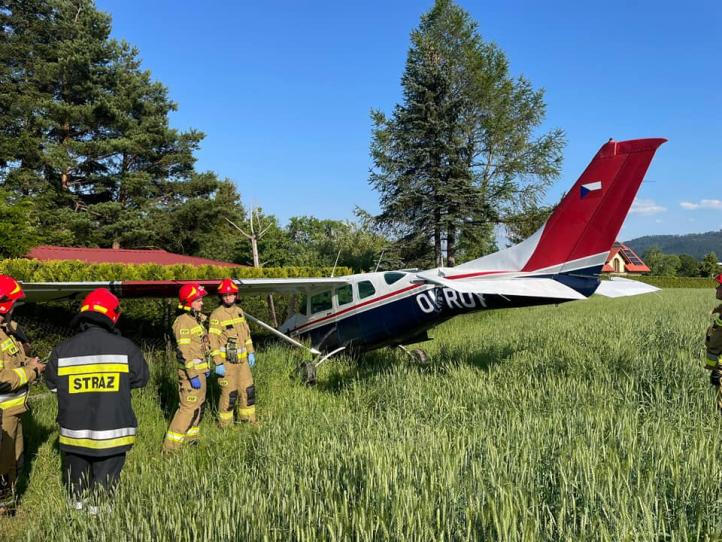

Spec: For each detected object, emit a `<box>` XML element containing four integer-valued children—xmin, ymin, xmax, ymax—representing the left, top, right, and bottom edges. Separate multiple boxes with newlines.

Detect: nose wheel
<box><xmin>298</xmin><ymin>362</ymin><xmax>317</xmax><ymax>385</ymax></box>
<box><xmin>295</xmin><ymin>346</ymin><xmax>346</xmax><ymax>385</ymax></box>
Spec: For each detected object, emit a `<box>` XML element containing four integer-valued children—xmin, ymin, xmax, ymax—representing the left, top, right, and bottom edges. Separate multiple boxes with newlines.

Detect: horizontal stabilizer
<box><xmin>594</xmin><ymin>277</ymin><xmax>660</xmax><ymax>298</ymax></box>
<box><xmin>417</xmin><ymin>274</ymin><xmax>587</xmax><ymax>300</ymax></box>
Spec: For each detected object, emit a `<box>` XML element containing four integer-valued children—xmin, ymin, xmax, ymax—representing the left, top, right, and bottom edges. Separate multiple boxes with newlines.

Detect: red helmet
<box><xmin>0</xmin><ymin>275</ymin><xmax>25</xmax><ymax>315</ymax></box>
<box><xmin>217</xmin><ymin>278</ymin><xmax>238</xmax><ymax>295</ymax></box>
<box><xmin>715</xmin><ymin>273</ymin><xmax>722</xmax><ymax>285</ymax></box>
<box><xmin>178</xmin><ymin>283</ymin><xmax>207</xmax><ymax>310</ymax></box>
<box><xmin>80</xmin><ymin>288</ymin><xmax>122</xmax><ymax>324</ymax></box>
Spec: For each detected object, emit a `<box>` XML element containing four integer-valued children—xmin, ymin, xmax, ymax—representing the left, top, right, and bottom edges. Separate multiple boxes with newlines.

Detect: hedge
<box><xmin>624</xmin><ymin>275</ymin><xmax>717</xmax><ymax>289</ymax></box>
<box><xmin>0</xmin><ymin>259</ymin><xmax>352</xmax><ymax>282</ymax></box>
<box><xmin>2</xmin><ymin>259</ymin><xmax>352</xmax><ymax>347</ymax></box>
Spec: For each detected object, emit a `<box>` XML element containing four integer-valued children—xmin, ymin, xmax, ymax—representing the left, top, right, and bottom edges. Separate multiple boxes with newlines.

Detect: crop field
<box><xmin>2</xmin><ymin>289</ymin><xmax>722</xmax><ymax>541</ymax></box>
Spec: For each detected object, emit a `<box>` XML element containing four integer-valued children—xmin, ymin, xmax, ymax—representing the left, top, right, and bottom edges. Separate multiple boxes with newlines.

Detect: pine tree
<box><xmin>0</xmin><ymin>0</ymin><xmax>245</xmax><ymax>254</ymax></box>
<box><xmin>369</xmin><ymin>0</ymin><xmax>564</xmax><ymax>267</ymax></box>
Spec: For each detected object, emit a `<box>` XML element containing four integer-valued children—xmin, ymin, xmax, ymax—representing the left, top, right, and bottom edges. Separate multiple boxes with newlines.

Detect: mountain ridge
<box><xmin>624</xmin><ymin>230</ymin><xmax>722</xmax><ymax>259</ymax></box>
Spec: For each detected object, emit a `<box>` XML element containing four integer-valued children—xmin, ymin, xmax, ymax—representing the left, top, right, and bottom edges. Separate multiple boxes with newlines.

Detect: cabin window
<box><xmin>336</xmin><ymin>285</ymin><xmax>353</xmax><ymax>306</ymax></box>
<box><xmin>384</xmin><ymin>272</ymin><xmax>406</xmax><ymax>285</ymax></box>
<box><xmin>297</xmin><ymin>294</ymin><xmax>309</xmax><ymax>315</ymax></box>
<box><xmin>358</xmin><ymin>280</ymin><xmax>376</xmax><ymax>300</ymax></box>
<box><xmin>310</xmin><ymin>290</ymin><xmax>333</xmax><ymax>314</ymax></box>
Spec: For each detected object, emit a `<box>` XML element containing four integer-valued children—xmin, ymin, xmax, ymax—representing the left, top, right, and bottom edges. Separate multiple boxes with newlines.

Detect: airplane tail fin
<box><xmin>456</xmin><ymin>138</ymin><xmax>666</xmax><ymax>275</ymax></box>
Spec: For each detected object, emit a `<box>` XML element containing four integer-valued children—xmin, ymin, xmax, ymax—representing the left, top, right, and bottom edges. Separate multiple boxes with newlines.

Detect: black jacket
<box><xmin>45</xmin><ymin>317</ymin><xmax>149</xmax><ymax>457</ymax></box>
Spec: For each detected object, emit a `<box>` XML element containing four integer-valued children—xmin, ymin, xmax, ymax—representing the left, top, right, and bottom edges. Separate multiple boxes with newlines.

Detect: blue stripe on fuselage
<box><xmin>299</xmin><ymin>270</ymin><xmax>600</xmax><ymax>353</ymax></box>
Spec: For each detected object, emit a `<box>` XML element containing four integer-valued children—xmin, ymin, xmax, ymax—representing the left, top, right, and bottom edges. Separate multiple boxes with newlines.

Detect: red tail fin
<box><xmin>521</xmin><ymin>138</ymin><xmax>666</xmax><ymax>272</ymax></box>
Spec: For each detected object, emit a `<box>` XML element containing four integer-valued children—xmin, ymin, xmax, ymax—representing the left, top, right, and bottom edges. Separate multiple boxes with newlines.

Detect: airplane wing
<box><xmin>21</xmin><ymin>277</ymin><xmax>352</xmax><ymax>303</ymax></box>
<box><xmin>416</xmin><ymin>274</ymin><xmax>587</xmax><ymax>300</ymax></box>
<box><xmin>593</xmin><ymin>277</ymin><xmax>660</xmax><ymax>298</ymax></box>
<box><xmin>233</xmin><ymin>278</ymin><xmax>351</xmax><ymax>295</ymax></box>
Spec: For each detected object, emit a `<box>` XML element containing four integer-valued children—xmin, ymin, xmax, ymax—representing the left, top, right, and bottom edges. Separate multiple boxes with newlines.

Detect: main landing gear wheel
<box><xmin>410</xmin><ymin>348</ymin><xmax>429</xmax><ymax>365</ymax></box>
<box><xmin>399</xmin><ymin>345</ymin><xmax>430</xmax><ymax>365</ymax></box>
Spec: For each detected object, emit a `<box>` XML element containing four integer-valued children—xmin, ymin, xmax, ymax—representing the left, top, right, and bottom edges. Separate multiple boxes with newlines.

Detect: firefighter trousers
<box><xmin>0</xmin><ymin>412</ymin><xmax>23</xmax><ymax>485</ymax></box>
<box><xmin>217</xmin><ymin>361</ymin><xmax>256</xmax><ymax>426</ymax></box>
<box><xmin>163</xmin><ymin>371</ymin><xmax>206</xmax><ymax>451</ymax></box>
<box><xmin>62</xmin><ymin>452</ymin><xmax>126</xmax><ymax>500</ymax></box>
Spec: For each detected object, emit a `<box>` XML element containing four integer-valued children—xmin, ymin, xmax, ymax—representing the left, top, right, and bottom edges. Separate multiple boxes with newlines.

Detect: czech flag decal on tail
<box><xmin>580</xmin><ymin>181</ymin><xmax>602</xmax><ymax>198</ymax></box>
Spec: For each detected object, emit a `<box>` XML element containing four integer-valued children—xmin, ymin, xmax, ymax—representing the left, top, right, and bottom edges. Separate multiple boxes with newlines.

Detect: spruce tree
<box><xmin>370</xmin><ymin>0</ymin><xmax>564</xmax><ymax>267</ymax></box>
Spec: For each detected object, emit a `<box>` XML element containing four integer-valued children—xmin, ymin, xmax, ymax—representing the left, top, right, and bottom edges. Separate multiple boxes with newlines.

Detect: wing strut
<box><xmin>244</xmin><ymin>312</ymin><xmax>321</xmax><ymax>356</ymax></box>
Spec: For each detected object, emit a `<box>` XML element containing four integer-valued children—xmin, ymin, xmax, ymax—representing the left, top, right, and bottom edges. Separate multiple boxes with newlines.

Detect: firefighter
<box><xmin>163</xmin><ymin>283</ymin><xmax>210</xmax><ymax>451</ymax></box>
<box><xmin>44</xmin><ymin>288</ymin><xmax>148</xmax><ymax>509</ymax></box>
<box><xmin>0</xmin><ymin>275</ymin><xmax>45</xmax><ymax>515</ymax></box>
<box><xmin>705</xmin><ymin>273</ymin><xmax>722</xmax><ymax>412</ymax></box>
<box><xmin>209</xmin><ymin>278</ymin><xmax>257</xmax><ymax>426</ymax></box>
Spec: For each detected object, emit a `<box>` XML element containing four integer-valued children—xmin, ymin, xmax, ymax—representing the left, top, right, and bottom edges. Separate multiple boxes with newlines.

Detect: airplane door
<box><xmin>308</xmin><ymin>289</ymin><xmax>340</xmax><ymax>350</ymax></box>
<box><xmin>334</xmin><ymin>284</ymin><xmax>357</xmax><ymax>346</ymax></box>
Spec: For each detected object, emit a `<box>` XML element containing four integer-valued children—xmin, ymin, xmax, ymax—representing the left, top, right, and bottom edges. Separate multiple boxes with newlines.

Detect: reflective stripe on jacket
<box><xmin>59</xmin><ymin>426</ymin><xmax>137</xmax><ymax>450</ymax></box>
<box><xmin>0</xmin><ymin>323</ymin><xmax>34</xmax><ymax>415</ymax></box>
<box><xmin>208</xmin><ymin>305</ymin><xmax>254</xmax><ymax>364</ymax></box>
<box><xmin>45</xmin><ymin>322</ymin><xmax>149</xmax><ymax>457</ymax></box>
<box><xmin>0</xmin><ymin>389</ymin><xmax>27</xmax><ymax>410</ymax></box>
<box><xmin>173</xmin><ymin>313</ymin><xmax>209</xmax><ymax>378</ymax></box>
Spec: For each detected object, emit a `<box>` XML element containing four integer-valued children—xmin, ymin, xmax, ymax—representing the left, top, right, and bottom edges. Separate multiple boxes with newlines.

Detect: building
<box><xmin>602</xmin><ymin>243</ymin><xmax>650</xmax><ymax>274</ymax></box>
<box><xmin>26</xmin><ymin>245</ymin><xmax>240</xmax><ymax>267</ymax></box>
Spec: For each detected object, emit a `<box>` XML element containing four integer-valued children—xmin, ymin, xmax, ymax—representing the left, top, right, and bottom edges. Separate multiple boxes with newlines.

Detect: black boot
<box><xmin>711</xmin><ymin>369</ymin><xmax>721</xmax><ymax>387</ymax></box>
<box><xmin>0</xmin><ymin>475</ymin><xmax>16</xmax><ymax>516</ymax></box>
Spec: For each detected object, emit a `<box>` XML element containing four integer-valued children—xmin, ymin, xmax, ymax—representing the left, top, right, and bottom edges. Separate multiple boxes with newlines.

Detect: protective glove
<box><xmin>711</xmin><ymin>369</ymin><xmax>721</xmax><ymax>387</ymax></box>
<box><xmin>248</xmin><ymin>352</ymin><xmax>256</xmax><ymax>368</ymax></box>
<box><xmin>214</xmin><ymin>363</ymin><xmax>226</xmax><ymax>377</ymax></box>
<box><xmin>190</xmin><ymin>376</ymin><xmax>202</xmax><ymax>390</ymax></box>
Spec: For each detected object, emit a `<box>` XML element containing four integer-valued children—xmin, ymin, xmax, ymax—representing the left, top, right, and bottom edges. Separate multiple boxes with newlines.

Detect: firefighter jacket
<box><xmin>0</xmin><ymin>321</ymin><xmax>37</xmax><ymax>416</ymax></box>
<box><xmin>45</xmin><ymin>316</ymin><xmax>149</xmax><ymax>457</ymax></box>
<box><xmin>173</xmin><ymin>312</ymin><xmax>209</xmax><ymax>378</ymax></box>
<box><xmin>705</xmin><ymin>304</ymin><xmax>722</xmax><ymax>369</ymax></box>
<box><xmin>208</xmin><ymin>304</ymin><xmax>254</xmax><ymax>365</ymax></box>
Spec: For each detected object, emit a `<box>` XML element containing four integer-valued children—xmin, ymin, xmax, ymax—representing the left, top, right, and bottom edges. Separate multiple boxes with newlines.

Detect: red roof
<box><xmin>26</xmin><ymin>246</ymin><xmax>240</xmax><ymax>268</ymax></box>
<box><xmin>602</xmin><ymin>242</ymin><xmax>650</xmax><ymax>273</ymax></box>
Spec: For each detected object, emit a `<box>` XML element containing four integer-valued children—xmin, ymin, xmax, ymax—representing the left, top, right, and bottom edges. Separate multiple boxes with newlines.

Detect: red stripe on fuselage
<box><xmin>293</xmin><ymin>283</ymin><xmax>424</xmax><ymax>333</ymax></box>
<box><xmin>445</xmin><ymin>270</ymin><xmax>508</xmax><ymax>280</ymax></box>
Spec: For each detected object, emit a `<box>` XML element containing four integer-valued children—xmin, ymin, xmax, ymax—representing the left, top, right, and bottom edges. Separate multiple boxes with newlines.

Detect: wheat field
<box><xmin>2</xmin><ymin>289</ymin><xmax>721</xmax><ymax>541</ymax></box>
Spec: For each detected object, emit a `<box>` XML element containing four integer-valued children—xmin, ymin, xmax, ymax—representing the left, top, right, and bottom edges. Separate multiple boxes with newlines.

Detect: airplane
<box><xmin>19</xmin><ymin>138</ymin><xmax>666</xmax><ymax>383</ymax></box>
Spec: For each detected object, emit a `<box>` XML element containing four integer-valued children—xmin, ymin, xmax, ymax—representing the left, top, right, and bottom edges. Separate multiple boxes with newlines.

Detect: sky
<box><xmin>95</xmin><ymin>0</ymin><xmax>722</xmax><ymax>242</ymax></box>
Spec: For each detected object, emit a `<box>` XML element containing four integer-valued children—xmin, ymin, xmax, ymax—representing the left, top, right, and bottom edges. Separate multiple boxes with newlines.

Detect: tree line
<box><xmin>1</xmin><ymin>0</ymin><xmax>561</xmax><ymax>271</ymax></box>
<box><xmin>642</xmin><ymin>248</ymin><xmax>721</xmax><ymax>278</ymax></box>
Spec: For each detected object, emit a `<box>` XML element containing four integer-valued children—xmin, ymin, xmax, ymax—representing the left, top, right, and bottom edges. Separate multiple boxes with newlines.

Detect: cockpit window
<box><xmin>358</xmin><ymin>280</ymin><xmax>376</xmax><ymax>300</ymax></box>
<box><xmin>310</xmin><ymin>290</ymin><xmax>333</xmax><ymax>314</ymax></box>
<box><xmin>384</xmin><ymin>272</ymin><xmax>406</xmax><ymax>285</ymax></box>
<box><xmin>336</xmin><ymin>285</ymin><xmax>353</xmax><ymax>306</ymax></box>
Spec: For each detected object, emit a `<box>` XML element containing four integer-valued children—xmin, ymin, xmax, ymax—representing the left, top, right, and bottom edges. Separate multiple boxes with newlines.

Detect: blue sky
<box><xmin>96</xmin><ymin>0</ymin><xmax>721</xmax><ymax>241</ymax></box>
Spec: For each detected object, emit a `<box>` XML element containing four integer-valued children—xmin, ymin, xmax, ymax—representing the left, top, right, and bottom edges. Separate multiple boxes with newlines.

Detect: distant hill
<box><xmin>624</xmin><ymin>230</ymin><xmax>722</xmax><ymax>259</ymax></box>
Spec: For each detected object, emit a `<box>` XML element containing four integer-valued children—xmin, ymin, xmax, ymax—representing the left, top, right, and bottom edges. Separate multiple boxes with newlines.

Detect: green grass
<box><xmin>3</xmin><ymin>290</ymin><xmax>722</xmax><ymax>541</ymax></box>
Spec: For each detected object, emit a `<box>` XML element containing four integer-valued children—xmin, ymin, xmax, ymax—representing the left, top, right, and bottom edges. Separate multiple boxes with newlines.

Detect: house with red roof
<box><xmin>602</xmin><ymin>242</ymin><xmax>650</xmax><ymax>274</ymax></box>
<box><xmin>26</xmin><ymin>245</ymin><xmax>241</xmax><ymax>267</ymax></box>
